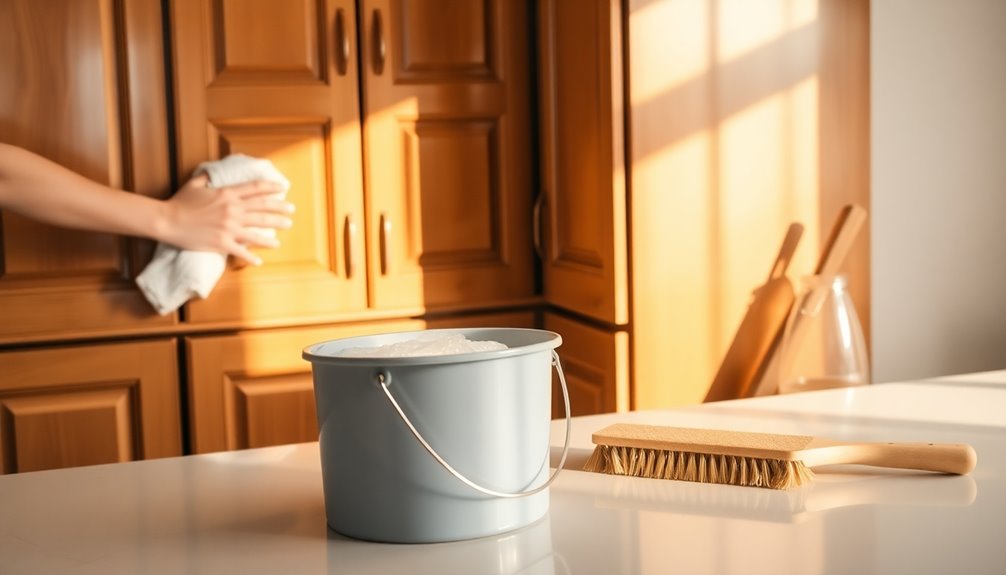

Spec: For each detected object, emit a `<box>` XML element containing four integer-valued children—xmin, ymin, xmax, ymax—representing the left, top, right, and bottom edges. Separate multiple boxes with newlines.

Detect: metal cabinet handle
<box><xmin>379</xmin><ymin>212</ymin><xmax>392</xmax><ymax>275</ymax></box>
<box><xmin>335</xmin><ymin>8</ymin><xmax>350</xmax><ymax>76</ymax></box>
<box><xmin>372</xmin><ymin>9</ymin><xmax>386</xmax><ymax>75</ymax></box>
<box><xmin>343</xmin><ymin>215</ymin><xmax>357</xmax><ymax>278</ymax></box>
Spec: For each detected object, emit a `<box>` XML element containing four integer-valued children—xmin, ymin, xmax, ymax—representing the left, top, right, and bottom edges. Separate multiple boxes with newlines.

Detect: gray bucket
<box><xmin>303</xmin><ymin>328</ymin><xmax>571</xmax><ymax>543</ymax></box>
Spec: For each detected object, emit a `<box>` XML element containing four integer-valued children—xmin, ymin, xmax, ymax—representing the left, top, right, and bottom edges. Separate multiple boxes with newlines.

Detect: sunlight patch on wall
<box><xmin>717</xmin><ymin>73</ymin><xmax>819</xmax><ymax>351</ymax></box>
<box><xmin>629</xmin><ymin>0</ymin><xmax>710</xmax><ymax>107</ymax></box>
<box><xmin>627</xmin><ymin>0</ymin><xmax>824</xmax><ymax>407</ymax></box>
<box><xmin>717</xmin><ymin>0</ymin><xmax>819</xmax><ymax>63</ymax></box>
<box><xmin>788</xmin><ymin>75</ymin><xmax>821</xmax><ymax>280</ymax></box>
<box><xmin>631</xmin><ymin>130</ymin><xmax>719</xmax><ymax>406</ymax></box>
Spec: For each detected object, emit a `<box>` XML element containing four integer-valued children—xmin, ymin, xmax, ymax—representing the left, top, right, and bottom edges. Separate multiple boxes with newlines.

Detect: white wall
<box><xmin>872</xmin><ymin>0</ymin><xmax>1006</xmax><ymax>381</ymax></box>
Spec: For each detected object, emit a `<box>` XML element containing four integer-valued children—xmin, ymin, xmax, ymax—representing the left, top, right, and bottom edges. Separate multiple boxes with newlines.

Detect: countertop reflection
<box><xmin>1</xmin><ymin>379</ymin><xmax>1004</xmax><ymax>574</ymax></box>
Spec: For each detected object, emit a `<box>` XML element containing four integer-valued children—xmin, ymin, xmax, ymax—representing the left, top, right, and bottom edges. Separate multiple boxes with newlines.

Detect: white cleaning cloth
<box><xmin>136</xmin><ymin>154</ymin><xmax>290</xmax><ymax>315</ymax></box>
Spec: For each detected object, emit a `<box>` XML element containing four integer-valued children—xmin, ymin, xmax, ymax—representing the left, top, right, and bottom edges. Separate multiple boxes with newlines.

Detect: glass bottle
<box><xmin>778</xmin><ymin>274</ymin><xmax>870</xmax><ymax>394</ymax></box>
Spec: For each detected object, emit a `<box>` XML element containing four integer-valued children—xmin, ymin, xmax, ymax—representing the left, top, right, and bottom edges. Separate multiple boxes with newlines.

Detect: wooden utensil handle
<box><xmin>807</xmin><ymin>442</ymin><xmax>977</xmax><ymax>475</ymax></box>
<box><xmin>815</xmin><ymin>204</ymin><xmax>867</xmax><ymax>276</ymax></box>
<box><xmin>768</xmin><ymin>223</ymin><xmax>804</xmax><ymax>281</ymax></box>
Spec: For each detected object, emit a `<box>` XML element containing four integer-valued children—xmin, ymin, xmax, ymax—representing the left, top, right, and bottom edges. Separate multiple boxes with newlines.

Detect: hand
<box><xmin>159</xmin><ymin>175</ymin><xmax>295</xmax><ymax>266</ymax></box>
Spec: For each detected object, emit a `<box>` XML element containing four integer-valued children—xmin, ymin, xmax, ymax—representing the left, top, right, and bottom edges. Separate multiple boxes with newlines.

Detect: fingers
<box><xmin>216</xmin><ymin>180</ymin><xmax>295</xmax><ymax>265</ymax></box>
<box><xmin>227</xmin><ymin>182</ymin><xmax>294</xmax><ymax>239</ymax></box>
<box><xmin>242</xmin><ymin>195</ymin><xmax>296</xmax><ymax>218</ymax></box>
<box><xmin>227</xmin><ymin>229</ymin><xmax>284</xmax><ymax>267</ymax></box>
<box><xmin>227</xmin><ymin>241</ymin><xmax>264</xmax><ymax>267</ymax></box>
<box><xmin>228</xmin><ymin>184</ymin><xmax>296</xmax><ymax>228</ymax></box>
<box><xmin>242</xmin><ymin>211</ymin><xmax>294</xmax><ymax>231</ymax></box>
<box><xmin>260</xmin><ymin>196</ymin><xmax>296</xmax><ymax>214</ymax></box>
<box><xmin>236</xmin><ymin>229</ymin><xmax>281</xmax><ymax>249</ymax></box>
<box><xmin>226</xmin><ymin>179</ymin><xmax>288</xmax><ymax>199</ymax></box>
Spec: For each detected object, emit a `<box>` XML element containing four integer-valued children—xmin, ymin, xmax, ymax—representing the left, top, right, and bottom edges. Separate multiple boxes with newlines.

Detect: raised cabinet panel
<box><xmin>228</xmin><ymin>373</ymin><xmax>318</xmax><ymax>449</ymax></box>
<box><xmin>171</xmin><ymin>0</ymin><xmax>368</xmax><ymax>324</ymax></box>
<box><xmin>395</xmin><ymin>0</ymin><xmax>492</xmax><ymax>78</ymax></box>
<box><xmin>187</xmin><ymin>310</ymin><xmax>535</xmax><ymax>454</ymax></box>
<box><xmin>361</xmin><ymin>0</ymin><xmax>534</xmax><ymax>310</ymax></box>
<box><xmin>3</xmin><ymin>388</ymin><xmax>135</xmax><ymax>473</ymax></box>
<box><xmin>0</xmin><ymin>0</ymin><xmax>175</xmax><ymax>343</ymax></box>
<box><xmin>545</xmin><ymin>312</ymin><xmax>628</xmax><ymax>417</ymax></box>
<box><xmin>397</xmin><ymin>119</ymin><xmax>500</xmax><ymax>263</ymax></box>
<box><xmin>173</xmin><ymin>0</ymin><xmax>532</xmax><ymax>321</ymax></box>
<box><xmin>0</xmin><ymin>340</ymin><xmax>182</xmax><ymax>474</ymax></box>
<box><xmin>213</xmin><ymin>0</ymin><xmax>322</xmax><ymax>83</ymax></box>
<box><xmin>538</xmin><ymin>0</ymin><xmax>628</xmax><ymax>326</ymax></box>
<box><xmin>184</xmin><ymin>121</ymin><xmax>368</xmax><ymax>323</ymax></box>
<box><xmin>187</xmin><ymin>321</ymin><xmax>419</xmax><ymax>453</ymax></box>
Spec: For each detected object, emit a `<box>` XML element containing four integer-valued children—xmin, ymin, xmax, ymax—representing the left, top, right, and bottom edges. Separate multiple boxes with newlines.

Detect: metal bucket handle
<box><xmin>375</xmin><ymin>349</ymin><xmax>572</xmax><ymax>499</ymax></box>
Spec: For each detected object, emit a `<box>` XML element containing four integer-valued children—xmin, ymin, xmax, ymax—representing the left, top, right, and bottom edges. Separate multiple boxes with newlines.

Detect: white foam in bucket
<box><xmin>303</xmin><ymin>328</ymin><xmax>570</xmax><ymax>543</ymax></box>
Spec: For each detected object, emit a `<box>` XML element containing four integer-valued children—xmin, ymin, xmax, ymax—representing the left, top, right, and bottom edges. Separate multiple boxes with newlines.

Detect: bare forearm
<box><xmin>0</xmin><ymin>143</ymin><xmax>170</xmax><ymax>240</ymax></box>
<box><xmin>1</xmin><ymin>143</ymin><xmax>295</xmax><ymax>264</ymax></box>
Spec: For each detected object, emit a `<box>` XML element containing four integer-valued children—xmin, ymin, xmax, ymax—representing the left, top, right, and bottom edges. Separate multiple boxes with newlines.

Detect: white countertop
<box><xmin>2</xmin><ymin>378</ymin><xmax>1005</xmax><ymax>574</ymax></box>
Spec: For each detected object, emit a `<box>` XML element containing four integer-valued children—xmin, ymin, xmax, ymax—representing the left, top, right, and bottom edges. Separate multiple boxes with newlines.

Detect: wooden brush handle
<box><xmin>805</xmin><ymin>441</ymin><xmax>977</xmax><ymax>475</ymax></box>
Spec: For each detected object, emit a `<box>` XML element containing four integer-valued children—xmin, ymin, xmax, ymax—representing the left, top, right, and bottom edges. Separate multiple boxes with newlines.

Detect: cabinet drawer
<box><xmin>185</xmin><ymin>310</ymin><xmax>536</xmax><ymax>454</ymax></box>
<box><xmin>0</xmin><ymin>339</ymin><xmax>182</xmax><ymax>474</ymax></box>
<box><xmin>186</xmin><ymin>321</ymin><xmax>418</xmax><ymax>454</ymax></box>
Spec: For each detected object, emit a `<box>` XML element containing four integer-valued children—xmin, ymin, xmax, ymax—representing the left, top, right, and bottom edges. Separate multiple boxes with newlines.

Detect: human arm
<box><xmin>0</xmin><ymin>143</ymin><xmax>294</xmax><ymax>265</ymax></box>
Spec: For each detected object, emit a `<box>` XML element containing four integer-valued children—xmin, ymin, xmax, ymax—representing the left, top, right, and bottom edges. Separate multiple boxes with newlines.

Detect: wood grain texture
<box><xmin>592</xmin><ymin>423</ymin><xmax>815</xmax><ymax>458</ymax></box>
<box><xmin>361</xmin><ymin>0</ymin><xmax>535</xmax><ymax>310</ymax></box>
<box><xmin>591</xmin><ymin>423</ymin><xmax>977</xmax><ymax>475</ymax></box>
<box><xmin>186</xmin><ymin>310</ymin><xmax>535</xmax><ymax>453</ymax></box>
<box><xmin>538</xmin><ymin>0</ymin><xmax>628</xmax><ymax>325</ymax></box>
<box><xmin>0</xmin><ymin>339</ymin><xmax>182</xmax><ymax>474</ymax></box>
<box><xmin>0</xmin><ymin>0</ymin><xmax>176</xmax><ymax>342</ymax></box>
<box><xmin>171</xmin><ymin>0</ymin><xmax>370</xmax><ymax>324</ymax></box>
<box><xmin>172</xmin><ymin>0</ymin><xmax>534</xmax><ymax>323</ymax></box>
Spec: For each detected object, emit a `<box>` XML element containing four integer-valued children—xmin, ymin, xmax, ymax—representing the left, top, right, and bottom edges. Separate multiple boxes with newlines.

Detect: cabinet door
<box><xmin>0</xmin><ymin>0</ymin><xmax>176</xmax><ymax>343</ymax></box>
<box><xmin>545</xmin><ymin>311</ymin><xmax>628</xmax><ymax>417</ymax></box>
<box><xmin>538</xmin><ymin>0</ymin><xmax>628</xmax><ymax>325</ymax></box>
<box><xmin>171</xmin><ymin>0</ymin><xmax>368</xmax><ymax>324</ymax></box>
<box><xmin>186</xmin><ymin>310</ymin><xmax>535</xmax><ymax>454</ymax></box>
<box><xmin>359</xmin><ymin>0</ymin><xmax>535</xmax><ymax>310</ymax></box>
<box><xmin>0</xmin><ymin>340</ymin><xmax>182</xmax><ymax>474</ymax></box>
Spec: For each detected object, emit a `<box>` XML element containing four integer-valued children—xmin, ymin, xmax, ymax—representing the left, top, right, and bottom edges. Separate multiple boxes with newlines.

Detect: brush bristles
<box><xmin>583</xmin><ymin>444</ymin><xmax>814</xmax><ymax>490</ymax></box>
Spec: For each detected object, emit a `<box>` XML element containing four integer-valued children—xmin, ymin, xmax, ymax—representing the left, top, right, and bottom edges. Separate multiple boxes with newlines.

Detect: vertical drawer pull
<box><xmin>343</xmin><ymin>215</ymin><xmax>357</xmax><ymax>278</ymax></box>
<box><xmin>372</xmin><ymin>9</ymin><xmax>386</xmax><ymax>75</ymax></box>
<box><xmin>533</xmin><ymin>190</ymin><xmax>546</xmax><ymax>260</ymax></box>
<box><xmin>335</xmin><ymin>8</ymin><xmax>350</xmax><ymax>76</ymax></box>
<box><xmin>379</xmin><ymin>213</ymin><xmax>392</xmax><ymax>275</ymax></box>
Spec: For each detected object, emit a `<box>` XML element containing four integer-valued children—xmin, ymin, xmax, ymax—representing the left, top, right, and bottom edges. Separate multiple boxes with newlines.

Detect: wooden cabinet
<box><xmin>169</xmin><ymin>0</ymin><xmax>535</xmax><ymax>325</ymax></box>
<box><xmin>538</xmin><ymin>0</ymin><xmax>628</xmax><ymax>327</ymax></box>
<box><xmin>170</xmin><ymin>0</ymin><xmax>370</xmax><ymax>325</ymax></box>
<box><xmin>546</xmin><ymin>312</ymin><xmax>628</xmax><ymax>417</ymax></box>
<box><xmin>359</xmin><ymin>0</ymin><xmax>535</xmax><ymax>311</ymax></box>
<box><xmin>0</xmin><ymin>0</ymin><xmax>175</xmax><ymax>344</ymax></box>
<box><xmin>537</xmin><ymin>0</ymin><xmax>631</xmax><ymax>413</ymax></box>
<box><xmin>1</xmin><ymin>1</ymin><xmax>538</xmax><ymax>472</ymax></box>
<box><xmin>0</xmin><ymin>1</ymin><xmax>184</xmax><ymax>475</ymax></box>
<box><xmin>186</xmin><ymin>311</ymin><xmax>536</xmax><ymax>454</ymax></box>
<box><xmin>538</xmin><ymin>0</ymin><xmax>870</xmax><ymax>410</ymax></box>
<box><xmin>0</xmin><ymin>340</ymin><xmax>182</xmax><ymax>474</ymax></box>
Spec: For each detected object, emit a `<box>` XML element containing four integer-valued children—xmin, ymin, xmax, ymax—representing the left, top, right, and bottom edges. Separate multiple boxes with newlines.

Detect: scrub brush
<box><xmin>582</xmin><ymin>423</ymin><xmax>977</xmax><ymax>490</ymax></box>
